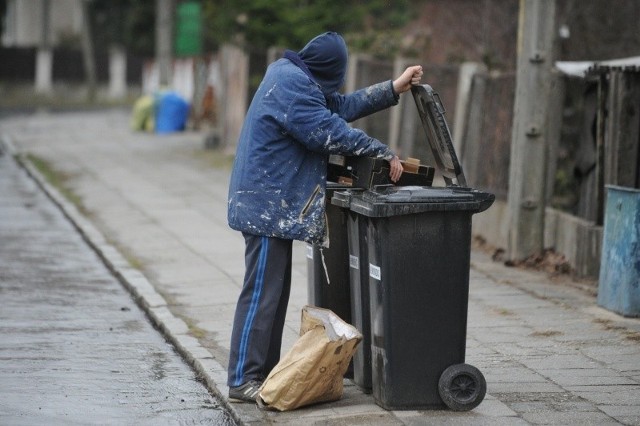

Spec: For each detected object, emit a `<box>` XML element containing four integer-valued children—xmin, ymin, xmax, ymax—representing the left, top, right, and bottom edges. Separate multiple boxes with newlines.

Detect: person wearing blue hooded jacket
<box><xmin>227</xmin><ymin>31</ymin><xmax>423</xmax><ymax>403</ymax></box>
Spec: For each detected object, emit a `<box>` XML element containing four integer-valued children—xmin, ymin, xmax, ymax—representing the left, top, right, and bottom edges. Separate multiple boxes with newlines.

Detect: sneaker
<box><xmin>228</xmin><ymin>380</ymin><xmax>262</xmax><ymax>403</ymax></box>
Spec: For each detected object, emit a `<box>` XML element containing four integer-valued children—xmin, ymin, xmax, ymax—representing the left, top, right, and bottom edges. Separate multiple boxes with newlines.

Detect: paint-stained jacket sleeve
<box><xmin>325</xmin><ymin>80</ymin><xmax>399</xmax><ymax>123</ymax></box>
<box><xmin>281</xmin><ymin>80</ymin><xmax>396</xmax><ymax>160</ymax></box>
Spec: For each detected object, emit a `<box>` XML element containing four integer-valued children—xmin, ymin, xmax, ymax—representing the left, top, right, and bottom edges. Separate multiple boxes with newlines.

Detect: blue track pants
<box><xmin>227</xmin><ymin>233</ymin><xmax>292</xmax><ymax>387</ymax></box>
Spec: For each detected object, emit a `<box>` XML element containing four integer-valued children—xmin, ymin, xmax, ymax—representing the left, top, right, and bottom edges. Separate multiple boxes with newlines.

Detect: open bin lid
<box><xmin>411</xmin><ymin>84</ymin><xmax>467</xmax><ymax>187</ymax></box>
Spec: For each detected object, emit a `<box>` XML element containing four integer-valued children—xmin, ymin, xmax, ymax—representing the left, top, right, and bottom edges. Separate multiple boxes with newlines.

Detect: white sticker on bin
<box><xmin>369</xmin><ymin>264</ymin><xmax>381</xmax><ymax>280</ymax></box>
<box><xmin>306</xmin><ymin>245</ymin><xmax>313</xmax><ymax>259</ymax></box>
<box><xmin>349</xmin><ymin>255</ymin><xmax>359</xmax><ymax>270</ymax></box>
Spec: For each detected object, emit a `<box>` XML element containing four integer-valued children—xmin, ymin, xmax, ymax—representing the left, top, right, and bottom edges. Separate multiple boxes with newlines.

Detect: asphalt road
<box><xmin>0</xmin><ymin>144</ymin><xmax>236</xmax><ymax>425</ymax></box>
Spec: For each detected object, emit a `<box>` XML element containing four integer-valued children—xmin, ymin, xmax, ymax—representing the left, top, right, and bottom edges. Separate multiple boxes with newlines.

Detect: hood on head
<box><xmin>298</xmin><ymin>32</ymin><xmax>348</xmax><ymax>94</ymax></box>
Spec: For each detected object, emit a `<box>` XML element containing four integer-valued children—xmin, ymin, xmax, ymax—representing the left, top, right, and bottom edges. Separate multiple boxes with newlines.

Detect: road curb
<box><xmin>2</xmin><ymin>136</ymin><xmax>248</xmax><ymax>425</ymax></box>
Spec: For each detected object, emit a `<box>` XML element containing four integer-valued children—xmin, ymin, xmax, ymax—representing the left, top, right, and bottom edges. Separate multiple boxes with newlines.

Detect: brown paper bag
<box><xmin>258</xmin><ymin>305</ymin><xmax>362</xmax><ymax>411</ymax></box>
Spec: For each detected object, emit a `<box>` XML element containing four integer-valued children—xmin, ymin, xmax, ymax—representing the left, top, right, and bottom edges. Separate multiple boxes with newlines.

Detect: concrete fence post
<box><xmin>453</xmin><ymin>62</ymin><xmax>487</xmax><ymax>157</ymax></box>
<box><xmin>507</xmin><ymin>0</ymin><xmax>558</xmax><ymax>261</ymax></box>
<box><xmin>35</xmin><ymin>48</ymin><xmax>53</xmax><ymax>95</ymax></box>
<box><xmin>218</xmin><ymin>44</ymin><xmax>249</xmax><ymax>154</ymax></box>
<box><xmin>108</xmin><ymin>46</ymin><xmax>127</xmax><ymax>100</ymax></box>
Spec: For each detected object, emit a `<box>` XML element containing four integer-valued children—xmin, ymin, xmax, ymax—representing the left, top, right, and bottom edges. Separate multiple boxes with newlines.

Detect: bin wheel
<box><xmin>438</xmin><ymin>363</ymin><xmax>486</xmax><ymax>411</ymax></box>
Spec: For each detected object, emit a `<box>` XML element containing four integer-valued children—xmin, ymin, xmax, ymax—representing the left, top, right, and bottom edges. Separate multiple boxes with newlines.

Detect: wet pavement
<box><xmin>2</xmin><ymin>110</ymin><xmax>640</xmax><ymax>425</ymax></box>
<box><xmin>0</xmin><ymin>143</ymin><xmax>235</xmax><ymax>424</ymax></box>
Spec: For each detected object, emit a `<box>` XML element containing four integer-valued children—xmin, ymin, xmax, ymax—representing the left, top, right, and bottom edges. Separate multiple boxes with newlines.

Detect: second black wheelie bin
<box><xmin>308</xmin><ymin>154</ymin><xmax>433</xmax><ymax>385</ymax></box>
<box><xmin>307</xmin><ymin>180</ymin><xmax>354</xmax><ymax>328</ymax></box>
<box><xmin>334</xmin><ymin>84</ymin><xmax>494</xmax><ymax>411</ymax></box>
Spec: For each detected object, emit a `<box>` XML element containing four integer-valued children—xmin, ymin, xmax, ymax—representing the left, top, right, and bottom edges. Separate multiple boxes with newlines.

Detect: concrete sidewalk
<box><xmin>2</xmin><ymin>110</ymin><xmax>640</xmax><ymax>425</ymax></box>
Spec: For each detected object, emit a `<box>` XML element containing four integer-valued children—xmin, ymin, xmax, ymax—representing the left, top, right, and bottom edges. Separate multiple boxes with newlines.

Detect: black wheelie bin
<box><xmin>306</xmin><ymin>180</ymin><xmax>354</xmax><ymax>328</ymax></box>
<box><xmin>334</xmin><ymin>84</ymin><xmax>494</xmax><ymax>411</ymax></box>
<box><xmin>308</xmin><ymin>153</ymin><xmax>434</xmax><ymax>385</ymax></box>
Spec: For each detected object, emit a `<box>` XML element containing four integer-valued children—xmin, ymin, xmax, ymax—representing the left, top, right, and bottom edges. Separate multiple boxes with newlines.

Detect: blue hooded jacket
<box><xmin>227</xmin><ymin>32</ymin><xmax>399</xmax><ymax>244</ymax></box>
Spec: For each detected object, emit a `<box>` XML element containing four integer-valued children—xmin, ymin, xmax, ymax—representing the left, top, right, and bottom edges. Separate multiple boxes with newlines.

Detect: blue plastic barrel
<box><xmin>597</xmin><ymin>185</ymin><xmax>640</xmax><ymax>317</ymax></box>
<box><xmin>155</xmin><ymin>92</ymin><xmax>190</xmax><ymax>134</ymax></box>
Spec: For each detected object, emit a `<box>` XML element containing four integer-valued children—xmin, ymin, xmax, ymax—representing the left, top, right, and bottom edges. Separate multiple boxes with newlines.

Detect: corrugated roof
<box><xmin>555</xmin><ymin>56</ymin><xmax>640</xmax><ymax>77</ymax></box>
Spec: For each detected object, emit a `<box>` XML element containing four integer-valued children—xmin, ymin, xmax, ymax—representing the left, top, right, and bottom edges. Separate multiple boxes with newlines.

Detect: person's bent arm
<box><xmin>326</xmin><ymin>65</ymin><xmax>423</xmax><ymax>122</ymax></box>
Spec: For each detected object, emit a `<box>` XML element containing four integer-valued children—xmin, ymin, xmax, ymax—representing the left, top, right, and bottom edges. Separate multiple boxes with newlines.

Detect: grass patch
<box><xmin>0</xmin><ymin>82</ymin><xmax>137</xmax><ymax>110</ymax></box>
<box><xmin>593</xmin><ymin>317</ymin><xmax>626</xmax><ymax>331</ymax></box>
<box><xmin>195</xmin><ymin>148</ymin><xmax>235</xmax><ymax>171</ymax></box>
<box><xmin>23</xmin><ymin>153</ymin><xmax>88</xmax><ymax>214</ymax></box>
<box><xmin>624</xmin><ymin>331</ymin><xmax>640</xmax><ymax>342</ymax></box>
<box><xmin>182</xmin><ymin>316</ymin><xmax>208</xmax><ymax>340</ymax></box>
<box><xmin>112</xmin><ymin>242</ymin><xmax>145</xmax><ymax>270</ymax></box>
<box><xmin>123</xmin><ymin>254</ymin><xmax>144</xmax><ymax>270</ymax></box>
<box><xmin>530</xmin><ymin>329</ymin><xmax>562</xmax><ymax>338</ymax></box>
<box><xmin>593</xmin><ymin>318</ymin><xmax>640</xmax><ymax>340</ymax></box>
<box><xmin>491</xmin><ymin>308</ymin><xmax>516</xmax><ymax>317</ymax></box>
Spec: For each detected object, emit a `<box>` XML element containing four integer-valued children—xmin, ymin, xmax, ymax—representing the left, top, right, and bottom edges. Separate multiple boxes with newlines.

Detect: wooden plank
<box><xmin>603</xmin><ymin>71</ymin><xmax>640</xmax><ymax>189</ymax></box>
<box><xmin>615</xmin><ymin>72</ymin><xmax>640</xmax><ymax>188</ymax></box>
<box><xmin>595</xmin><ymin>74</ymin><xmax>607</xmax><ymax>226</ymax></box>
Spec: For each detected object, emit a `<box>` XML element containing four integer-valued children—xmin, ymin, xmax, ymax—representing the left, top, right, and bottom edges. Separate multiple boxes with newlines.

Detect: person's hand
<box><xmin>393</xmin><ymin>65</ymin><xmax>423</xmax><ymax>94</ymax></box>
<box><xmin>388</xmin><ymin>156</ymin><xmax>403</xmax><ymax>183</ymax></box>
